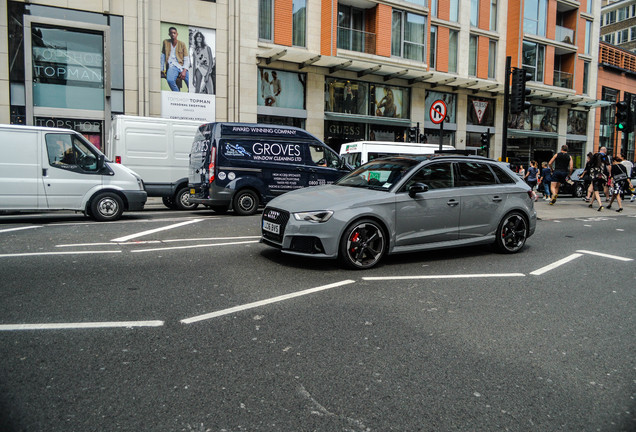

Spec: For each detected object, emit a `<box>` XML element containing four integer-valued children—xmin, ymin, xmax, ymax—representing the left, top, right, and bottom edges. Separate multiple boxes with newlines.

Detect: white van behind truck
<box><xmin>108</xmin><ymin>115</ymin><xmax>201</xmax><ymax>210</ymax></box>
<box><xmin>339</xmin><ymin>141</ymin><xmax>455</xmax><ymax>167</ymax></box>
<box><xmin>0</xmin><ymin>124</ymin><xmax>146</xmax><ymax>221</ymax></box>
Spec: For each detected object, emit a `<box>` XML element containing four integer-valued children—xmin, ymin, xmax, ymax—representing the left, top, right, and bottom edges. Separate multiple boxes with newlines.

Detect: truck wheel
<box><xmin>91</xmin><ymin>192</ymin><xmax>124</xmax><ymax>222</ymax></box>
<box><xmin>232</xmin><ymin>189</ymin><xmax>259</xmax><ymax>216</ymax></box>
<box><xmin>162</xmin><ymin>196</ymin><xmax>178</xmax><ymax>209</ymax></box>
<box><xmin>175</xmin><ymin>187</ymin><xmax>199</xmax><ymax>210</ymax></box>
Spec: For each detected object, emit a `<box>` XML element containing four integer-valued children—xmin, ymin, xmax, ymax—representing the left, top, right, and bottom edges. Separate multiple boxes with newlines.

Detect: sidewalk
<box><xmin>534</xmin><ymin>195</ymin><xmax>636</xmax><ymax>220</ymax></box>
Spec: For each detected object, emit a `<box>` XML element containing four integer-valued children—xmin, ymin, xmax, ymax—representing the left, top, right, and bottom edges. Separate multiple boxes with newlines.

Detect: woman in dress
<box><xmin>191</xmin><ymin>31</ymin><xmax>215</xmax><ymax>94</ymax></box>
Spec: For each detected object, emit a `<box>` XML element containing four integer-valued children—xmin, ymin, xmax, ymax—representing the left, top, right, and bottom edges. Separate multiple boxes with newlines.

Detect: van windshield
<box><xmin>336</xmin><ymin>159</ymin><xmax>419</xmax><ymax>191</ymax></box>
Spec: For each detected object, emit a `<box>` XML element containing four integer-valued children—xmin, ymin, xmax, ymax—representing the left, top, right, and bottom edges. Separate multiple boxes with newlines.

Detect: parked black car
<box><xmin>557</xmin><ymin>168</ymin><xmax>586</xmax><ymax>198</ymax></box>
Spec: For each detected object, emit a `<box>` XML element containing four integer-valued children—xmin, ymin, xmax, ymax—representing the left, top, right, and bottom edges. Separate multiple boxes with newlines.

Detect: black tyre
<box><xmin>574</xmin><ymin>183</ymin><xmax>585</xmax><ymax>198</ymax></box>
<box><xmin>495</xmin><ymin>211</ymin><xmax>528</xmax><ymax>254</ymax></box>
<box><xmin>90</xmin><ymin>192</ymin><xmax>124</xmax><ymax>222</ymax></box>
<box><xmin>338</xmin><ymin>219</ymin><xmax>387</xmax><ymax>269</ymax></box>
<box><xmin>162</xmin><ymin>196</ymin><xmax>178</xmax><ymax>209</ymax></box>
<box><xmin>175</xmin><ymin>187</ymin><xmax>199</xmax><ymax>210</ymax></box>
<box><xmin>232</xmin><ymin>189</ymin><xmax>259</xmax><ymax>216</ymax></box>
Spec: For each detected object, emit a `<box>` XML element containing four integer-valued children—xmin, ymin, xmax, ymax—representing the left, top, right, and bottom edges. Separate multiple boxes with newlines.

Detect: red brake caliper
<box><xmin>350</xmin><ymin>232</ymin><xmax>360</xmax><ymax>253</ymax></box>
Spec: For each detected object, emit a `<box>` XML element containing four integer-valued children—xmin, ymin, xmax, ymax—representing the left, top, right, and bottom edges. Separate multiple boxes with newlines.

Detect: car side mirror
<box><xmin>408</xmin><ymin>182</ymin><xmax>429</xmax><ymax>198</ymax></box>
<box><xmin>97</xmin><ymin>154</ymin><xmax>105</xmax><ymax>171</ymax></box>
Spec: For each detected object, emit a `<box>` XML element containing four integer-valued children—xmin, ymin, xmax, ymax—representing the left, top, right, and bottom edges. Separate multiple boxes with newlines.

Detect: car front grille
<box><xmin>261</xmin><ymin>206</ymin><xmax>290</xmax><ymax>244</ymax></box>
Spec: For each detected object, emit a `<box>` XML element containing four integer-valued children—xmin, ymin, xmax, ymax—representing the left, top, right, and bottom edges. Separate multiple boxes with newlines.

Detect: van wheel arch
<box><xmin>232</xmin><ymin>188</ymin><xmax>260</xmax><ymax>216</ymax></box>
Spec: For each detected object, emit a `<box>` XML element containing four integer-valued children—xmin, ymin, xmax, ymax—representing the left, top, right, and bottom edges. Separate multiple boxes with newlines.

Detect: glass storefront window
<box><xmin>567</xmin><ymin>110</ymin><xmax>587</xmax><ymax>135</ymax></box>
<box><xmin>508</xmin><ymin>105</ymin><xmax>557</xmax><ymax>132</ymax></box>
<box><xmin>325</xmin><ymin>78</ymin><xmax>368</xmax><ymax>115</ymax></box>
<box><xmin>31</xmin><ymin>25</ymin><xmax>104</xmax><ymax>110</ymax></box>
<box><xmin>371</xmin><ymin>84</ymin><xmax>409</xmax><ymax>118</ymax></box>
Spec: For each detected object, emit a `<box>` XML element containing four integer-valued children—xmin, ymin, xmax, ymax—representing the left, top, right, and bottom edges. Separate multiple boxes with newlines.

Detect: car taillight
<box><xmin>527</xmin><ymin>191</ymin><xmax>534</xmax><ymax>200</ymax></box>
<box><xmin>115</xmin><ymin>156</ymin><xmax>121</xmax><ymax>164</ymax></box>
<box><xmin>208</xmin><ymin>146</ymin><xmax>216</xmax><ymax>183</ymax></box>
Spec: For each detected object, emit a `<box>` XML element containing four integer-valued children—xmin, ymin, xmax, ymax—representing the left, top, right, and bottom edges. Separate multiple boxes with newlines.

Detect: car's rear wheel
<box><xmin>338</xmin><ymin>219</ymin><xmax>387</xmax><ymax>269</ymax></box>
<box><xmin>495</xmin><ymin>211</ymin><xmax>528</xmax><ymax>253</ymax></box>
<box><xmin>233</xmin><ymin>189</ymin><xmax>259</xmax><ymax>216</ymax></box>
<box><xmin>574</xmin><ymin>183</ymin><xmax>585</xmax><ymax>198</ymax></box>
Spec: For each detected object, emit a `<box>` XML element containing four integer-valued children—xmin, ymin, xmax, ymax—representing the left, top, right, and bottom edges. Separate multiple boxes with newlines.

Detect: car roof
<box><xmin>368</xmin><ymin>154</ymin><xmax>494</xmax><ymax>163</ymax></box>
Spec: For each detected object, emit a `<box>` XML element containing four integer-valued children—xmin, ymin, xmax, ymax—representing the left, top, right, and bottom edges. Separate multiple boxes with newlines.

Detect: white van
<box><xmin>339</xmin><ymin>141</ymin><xmax>456</xmax><ymax>167</ymax></box>
<box><xmin>108</xmin><ymin>115</ymin><xmax>202</xmax><ymax>210</ymax></box>
<box><xmin>0</xmin><ymin>124</ymin><xmax>146</xmax><ymax>221</ymax></box>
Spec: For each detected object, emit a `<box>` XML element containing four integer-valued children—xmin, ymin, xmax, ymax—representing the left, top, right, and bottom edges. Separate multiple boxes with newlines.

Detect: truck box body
<box><xmin>108</xmin><ymin>115</ymin><xmax>202</xmax><ymax>209</ymax></box>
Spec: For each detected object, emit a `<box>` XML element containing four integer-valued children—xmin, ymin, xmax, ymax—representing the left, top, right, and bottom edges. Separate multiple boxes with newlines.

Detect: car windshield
<box><xmin>336</xmin><ymin>158</ymin><xmax>419</xmax><ymax>191</ymax></box>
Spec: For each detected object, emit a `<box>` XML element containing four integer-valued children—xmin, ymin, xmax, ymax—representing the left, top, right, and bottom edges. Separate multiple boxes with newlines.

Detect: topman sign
<box><xmin>32</xmin><ymin>47</ymin><xmax>103</xmax><ymax>84</ymax></box>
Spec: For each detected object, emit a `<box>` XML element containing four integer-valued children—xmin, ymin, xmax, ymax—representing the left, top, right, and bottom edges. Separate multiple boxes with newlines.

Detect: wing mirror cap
<box><xmin>408</xmin><ymin>182</ymin><xmax>429</xmax><ymax>198</ymax></box>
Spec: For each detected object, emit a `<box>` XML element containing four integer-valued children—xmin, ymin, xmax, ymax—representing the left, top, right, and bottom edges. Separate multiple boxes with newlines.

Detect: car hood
<box><xmin>267</xmin><ymin>184</ymin><xmax>391</xmax><ymax>212</ymax></box>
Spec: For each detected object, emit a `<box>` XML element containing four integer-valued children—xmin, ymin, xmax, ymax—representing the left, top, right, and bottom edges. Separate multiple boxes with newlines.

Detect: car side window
<box><xmin>309</xmin><ymin>144</ymin><xmax>339</xmax><ymax>168</ymax></box>
<box><xmin>457</xmin><ymin>162</ymin><xmax>498</xmax><ymax>187</ymax></box>
<box><xmin>490</xmin><ymin>164</ymin><xmax>517</xmax><ymax>184</ymax></box>
<box><xmin>402</xmin><ymin>162</ymin><xmax>453</xmax><ymax>191</ymax></box>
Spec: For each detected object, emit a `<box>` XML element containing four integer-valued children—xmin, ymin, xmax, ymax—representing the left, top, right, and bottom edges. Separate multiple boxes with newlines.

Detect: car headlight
<box><xmin>293</xmin><ymin>210</ymin><xmax>334</xmax><ymax>223</ymax></box>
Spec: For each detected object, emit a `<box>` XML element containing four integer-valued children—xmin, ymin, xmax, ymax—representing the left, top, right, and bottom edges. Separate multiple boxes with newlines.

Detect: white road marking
<box><xmin>530</xmin><ymin>253</ymin><xmax>583</xmax><ymax>275</ymax></box>
<box><xmin>181</xmin><ymin>280</ymin><xmax>356</xmax><ymax>324</ymax></box>
<box><xmin>56</xmin><ymin>236</ymin><xmax>261</xmax><ymax>248</ymax></box>
<box><xmin>132</xmin><ymin>240</ymin><xmax>259</xmax><ymax>253</ymax></box>
<box><xmin>362</xmin><ymin>273</ymin><xmax>525</xmax><ymax>281</ymax></box>
<box><xmin>577</xmin><ymin>250</ymin><xmax>633</xmax><ymax>262</ymax></box>
<box><xmin>163</xmin><ymin>236</ymin><xmax>261</xmax><ymax>243</ymax></box>
<box><xmin>56</xmin><ymin>241</ymin><xmax>162</xmax><ymax>247</ymax></box>
<box><xmin>111</xmin><ymin>219</ymin><xmax>204</xmax><ymax>242</ymax></box>
<box><xmin>0</xmin><ymin>321</ymin><xmax>164</xmax><ymax>331</ymax></box>
<box><xmin>0</xmin><ymin>226</ymin><xmax>42</xmax><ymax>234</ymax></box>
<box><xmin>0</xmin><ymin>250</ymin><xmax>121</xmax><ymax>258</ymax></box>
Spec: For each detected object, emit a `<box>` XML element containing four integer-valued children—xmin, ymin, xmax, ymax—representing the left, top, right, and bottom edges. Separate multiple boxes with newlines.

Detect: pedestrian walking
<box><xmin>547</xmin><ymin>145</ymin><xmax>573</xmax><ymax>205</ymax></box>
<box><xmin>524</xmin><ymin>160</ymin><xmax>539</xmax><ymax>201</ymax></box>
<box><xmin>580</xmin><ymin>152</ymin><xmax>594</xmax><ymax>202</ymax></box>
<box><xmin>588</xmin><ymin>148</ymin><xmax>611</xmax><ymax>211</ymax></box>
<box><xmin>607</xmin><ymin>157</ymin><xmax>630</xmax><ymax>212</ymax></box>
<box><xmin>539</xmin><ymin>161</ymin><xmax>552</xmax><ymax>200</ymax></box>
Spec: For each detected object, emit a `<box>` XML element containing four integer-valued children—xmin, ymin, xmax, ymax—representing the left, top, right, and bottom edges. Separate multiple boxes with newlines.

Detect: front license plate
<box><xmin>190</xmin><ymin>188</ymin><xmax>195</xmax><ymax>195</ymax></box>
<box><xmin>262</xmin><ymin>220</ymin><xmax>280</xmax><ymax>235</ymax></box>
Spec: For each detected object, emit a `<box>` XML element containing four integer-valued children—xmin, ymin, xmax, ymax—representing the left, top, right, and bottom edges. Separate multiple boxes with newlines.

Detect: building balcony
<box><xmin>553</xmin><ymin>70</ymin><xmax>573</xmax><ymax>89</ymax></box>
<box><xmin>555</xmin><ymin>25</ymin><xmax>575</xmax><ymax>45</ymax></box>
<box><xmin>337</xmin><ymin>26</ymin><xmax>376</xmax><ymax>55</ymax></box>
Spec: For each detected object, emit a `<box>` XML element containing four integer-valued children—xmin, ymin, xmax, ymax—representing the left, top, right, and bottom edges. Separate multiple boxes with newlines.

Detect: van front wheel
<box><xmin>233</xmin><ymin>189</ymin><xmax>259</xmax><ymax>216</ymax></box>
<box><xmin>91</xmin><ymin>192</ymin><xmax>124</xmax><ymax>222</ymax></box>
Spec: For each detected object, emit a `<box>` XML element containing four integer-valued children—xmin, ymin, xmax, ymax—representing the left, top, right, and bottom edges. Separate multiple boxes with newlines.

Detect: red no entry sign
<box><xmin>430</xmin><ymin>100</ymin><xmax>447</xmax><ymax>124</ymax></box>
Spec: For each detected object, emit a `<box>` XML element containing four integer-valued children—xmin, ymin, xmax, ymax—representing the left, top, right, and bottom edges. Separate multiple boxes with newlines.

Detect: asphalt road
<box><xmin>0</xmin><ymin>200</ymin><xmax>635</xmax><ymax>431</ymax></box>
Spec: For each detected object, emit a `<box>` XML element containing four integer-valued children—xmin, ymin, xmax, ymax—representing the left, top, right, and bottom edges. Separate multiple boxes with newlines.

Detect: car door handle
<box><xmin>42</xmin><ymin>168</ymin><xmax>48</xmax><ymax>177</ymax></box>
<box><xmin>492</xmin><ymin>196</ymin><xmax>503</xmax><ymax>202</ymax></box>
<box><xmin>446</xmin><ymin>199</ymin><xmax>459</xmax><ymax>207</ymax></box>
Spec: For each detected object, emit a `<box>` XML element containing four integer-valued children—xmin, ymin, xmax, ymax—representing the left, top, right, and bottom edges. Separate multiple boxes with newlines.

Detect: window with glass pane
<box><xmin>450</xmin><ymin>0</ymin><xmax>459</xmax><ymax>22</ymax></box>
<box><xmin>32</xmin><ymin>25</ymin><xmax>104</xmax><ymax>110</ymax></box>
<box><xmin>391</xmin><ymin>11</ymin><xmax>402</xmax><ymax>57</ymax></box>
<box><xmin>469</xmin><ymin>35</ymin><xmax>478</xmax><ymax>76</ymax></box>
<box><xmin>259</xmin><ymin>0</ymin><xmax>273</xmax><ymax>40</ymax></box>
<box><xmin>471</xmin><ymin>0</ymin><xmax>479</xmax><ymax>26</ymax></box>
<box><xmin>430</xmin><ymin>0</ymin><xmax>438</xmax><ymax>17</ymax></box>
<box><xmin>524</xmin><ymin>0</ymin><xmax>547</xmax><ymax>36</ymax></box>
<box><xmin>490</xmin><ymin>0</ymin><xmax>498</xmax><ymax>31</ymax></box>
<box><xmin>338</xmin><ymin>5</ymin><xmax>365</xmax><ymax>52</ymax></box>
<box><xmin>292</xmin><ymin>0</ymin><xmax>306</xmax><ymax>47</ymax></box>
<box><xmin>583</xmin><ymin>61</ymin><xmax>589</xmax><ymax>95</ymax></box>
<box><xmin>522</xmin><ymin>41</ymin><xmax>544</xmax><ymax>81</ymax></box>
<box><xmin>430</xmin><ymin>26</ymin><xmax>437</xmax><ymax>69</ymax></box>
<box><xmin>587</xmin><ymin>0</ymin><xmax>593</xmax><ymax>14</ymax></box>
<box><xmin>585</xmin><ymin>21</ymin><xmax>591</xmax><ymax>54</ymax></box>
<box><xmin>449</xmin><ymin>30</ymin><xmax>458</xmax><ymax>73</ymax></box>
<box><xmin>488</xmin><ymin>41</ymin><xmax>496</xmax><ymax>79</ymax></box>
<box><xmin>404</xmin><ymin>13</ymin><xmax>426</xmax><ymax>61</ymax></box>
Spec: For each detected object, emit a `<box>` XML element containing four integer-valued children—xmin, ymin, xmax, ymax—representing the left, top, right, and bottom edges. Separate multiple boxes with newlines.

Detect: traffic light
<box><xmin>615</xmin><ymin>100</ymin><xmax>632</xmax><ymax>132</ymax></box>
<box><xmin>480</xmin><ymin>132</ymin><xmax>490</xmax><ymax>153</ymax></box>
<box><xmin>510</xmin><ymin>68</ymin><xmax>532</xmax><ymax>114</ymax></box>
<box><xmin>408</xmin><ymin>127</ymin><xmax>417</xmax><ymax>142</ymax></box>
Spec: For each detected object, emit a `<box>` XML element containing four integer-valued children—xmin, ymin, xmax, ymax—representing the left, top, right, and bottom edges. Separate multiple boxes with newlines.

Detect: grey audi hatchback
<box><xmin>261</xmin><ymin>155</ymin><xmax>537</xmax><ymax>269</ymax></box>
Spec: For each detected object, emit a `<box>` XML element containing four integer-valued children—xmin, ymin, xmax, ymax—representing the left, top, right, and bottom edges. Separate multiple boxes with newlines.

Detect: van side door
<box><xmin>42</xmin><ymin>133</ymin><xmax>102</xmax><ymax>210</ymax></box>
<box><xmin>307</xmin><ymin>143</ymin><xmax>347</xmax><ymax>186</ymax></box>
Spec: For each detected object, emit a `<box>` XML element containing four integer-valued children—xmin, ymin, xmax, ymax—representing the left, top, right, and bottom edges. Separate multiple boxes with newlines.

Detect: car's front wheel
<box><xmin>338</xmin><ymin>219</ymin><xmax>387</xmax><ymax>269</ymax></box>
<box><xmin>495</xmin><ymin>211</ymin><xmax>528</xmax><ymax>253</ymax></box>
<box><xmin>90</xmin><ymin>192</ymin><xmax>124</xmax><ymax>222</ymax></box>
<box><xmin>574</xmin><ymin>183</ymin><xmax>585</xmax><ymax>198</ymax></box>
